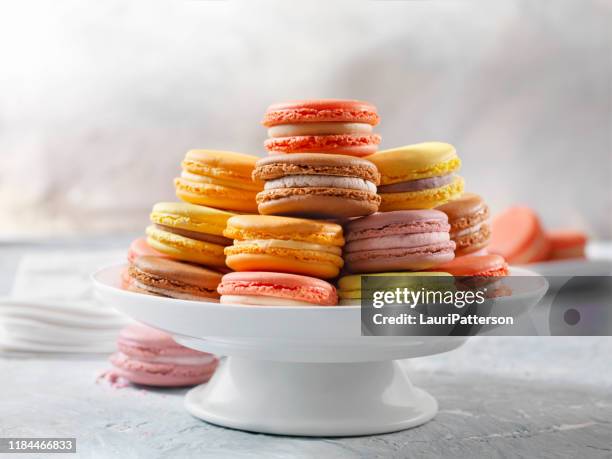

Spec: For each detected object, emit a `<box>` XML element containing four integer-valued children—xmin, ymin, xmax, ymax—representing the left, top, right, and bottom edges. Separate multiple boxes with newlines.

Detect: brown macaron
<box><xmin>252</xmin><ymin>153</ymin><xmax>381</xmax><ymax>218</ymax></box>
<box><xmin>128</xmin><ymin>256</ymin><xmax>223</xmax><ymax>301</ymax></box>
<box><xmin>436</xmin><ymin>193</ymin><xmax>490</xmax><ymax>256</ymax></box>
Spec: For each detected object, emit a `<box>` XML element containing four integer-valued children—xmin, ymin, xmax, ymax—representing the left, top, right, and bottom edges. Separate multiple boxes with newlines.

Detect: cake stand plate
<box><xmin>93</xmin><ymin>265</ymin><xmax>547</xmax><ymax>436</ymax></box>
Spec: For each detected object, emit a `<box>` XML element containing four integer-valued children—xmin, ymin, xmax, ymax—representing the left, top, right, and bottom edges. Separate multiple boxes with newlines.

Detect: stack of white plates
<box><xmin>0</xmin><ymin>250</ymin><xmax>131</xmax><ymax>354</ymax></box>
<box><xmin>0</xmin><ymin>298</ymin><xmax>130</xmax><ymax>353</ymax></box>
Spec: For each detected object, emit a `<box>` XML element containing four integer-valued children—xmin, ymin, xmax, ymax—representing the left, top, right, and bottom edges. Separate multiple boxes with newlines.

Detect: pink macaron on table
<box><xmin>93</xmin><ymin>263</ymin><xmax>547</xmax><ymax>436</ymax></box>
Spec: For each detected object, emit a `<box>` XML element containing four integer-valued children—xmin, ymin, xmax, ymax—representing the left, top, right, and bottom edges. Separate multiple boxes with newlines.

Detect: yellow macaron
<box><xmin>174</xmin><ymin>150</ymin><xmax>263</xmax><ymax>213</ymax></box>
<box><xmin>223</xmin><ymin>215</ymin><xmax>345</xmax><ymax>279</ymax></box>
<box><xmin>337</xmin><ymin>272</ymin><xmax>453</xmax><ymax>305</ymax></box>
<box><xmin>367</xmin><ymin>142</ymin><xmax>464</xmax><ymax>210</ymax></box>
<box><xmin>146</xmin><ymin>202</ymin><xmax>235</xmax><ymax>267</ymax></box>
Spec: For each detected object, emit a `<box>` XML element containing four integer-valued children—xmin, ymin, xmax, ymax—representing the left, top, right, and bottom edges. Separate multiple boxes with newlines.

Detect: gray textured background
<box><xmin>0</xmin><ymin>0</ymin><xmax>610</xmax><ymax>237</ymax></box>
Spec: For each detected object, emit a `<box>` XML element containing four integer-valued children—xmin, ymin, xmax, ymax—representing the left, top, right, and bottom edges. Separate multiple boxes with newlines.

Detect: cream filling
<box><xmin>220</xmin><ymin>295</ymin><xmax>317</xmax><ymax>306</ymax></box>
<box><xmin>451</xmin><ymin>222</ymin><xmax>485</xmax><ymax>238</ymax></box>
<box><xmin>267</xmin><ymin>122</ymin><xmax>373</xmax><ymax>138</ymax></box>
<box><xmin>264</xmin><ymin>175</ymin><xmax>377</xmax><ymax>193</ymax></box>
<box><xmin>233</xmin><ymin>238</ymin><xmax>342</xmax><ymax>255</ymax></box>
<box><xmin>180</xmin><ymin>170</ymin><xmax>260</xmax><ymax>191</ymax></box>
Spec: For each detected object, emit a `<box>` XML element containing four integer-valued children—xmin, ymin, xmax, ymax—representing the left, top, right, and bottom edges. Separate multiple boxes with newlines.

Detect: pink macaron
<box><xmin>127</xmin><ymin>237</ymin><xmax>169</xmax><ymax>264</ymax></box>
<box><xmin>109</xmin><ymin>323</ymin><xmax>218</xmax><ymax>387</ymax></box>
<box><xmin>344</xmin><ymin>210</ymin><xmax>456</xmax><ymax>273</ymax></box>
<box><xmin>217</xmin><ymin>272</ymin><xmax>338</xmax><ymax>306</ymax></box>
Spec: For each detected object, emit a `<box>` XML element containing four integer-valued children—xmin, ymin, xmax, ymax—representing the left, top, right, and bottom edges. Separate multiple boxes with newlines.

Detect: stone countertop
<box><xmin>1</xmin><ymin>237</ymin><xmax>611</xmax><ymax>459</ymax></box>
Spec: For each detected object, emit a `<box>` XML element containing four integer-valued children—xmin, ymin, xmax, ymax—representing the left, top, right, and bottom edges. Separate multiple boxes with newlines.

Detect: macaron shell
<box><xmin>218</xmin><ymin>271</ymin><xmax>337</xmax><ymax>306</ymax></box>
<box><xmin>182</xmin><ymin>149</ymin><xmax>261</xmax><ymax>183</ymax></box>
<box><xmin>489</xmin><ymin>207</ymin><xmax>551</xmax><ymax>264</ymax></box>
<box><xmin>378</xmin><ymin>176</ymin><xmax>464</xmax><ymax>211</ymax></box>
<box><xmin>345</xmin><ymin>209</ymin><xmax>450</xmax><ymax>239</ymax></box>
<box><xmin>150</xmin><ymin>202</ymin><xmax>235</xmax><ymax>236</ymax></box>
<box><xmin>344</xmin><ymin>242</ymin><xmax>456</xmax><ymax>273</ymax></box>
<box><xmin>253</xmin><ymin>153</ymin><xmax>380</xmax><ymax>184</ymax></box>
<box><xmin>434</xmin><ymin>254</ymin><xmax>508</xmax><ymax>277</ymax></box>
<box><xmin>262</xmin><ymin>99</ymin><xmax>380</xmax><ymax>127</ymax></box>
<box><xmin>224</xmin><ymin>252</ymin><xmax>342</xmax><ymax>279</ymax></box>
<box><xmin>174</xmin><ymin>177</ymin><xmax>259</xmax><ymax>213</ymax></box>
<box><xmin>367</xmin><ymin>142</ymin><xmax>460</xmax><ymax>184</ymax></box>
<box><xmin>265</xmin><ymin>134</ymin><xmax>381</xmax><ymax>156</ymax></box>
<box><xmin>546</xmin><ymin>229</ymin><xmax>587</xmax><ymax>259</ymax></box>
<box><xmin>224</xmin><ymin>214</ymin><xmax>344</xmax><ymax>246</ymax></box>
<box><xmin>257</xmin><ymin>190</ymin><xmax>380</xmax><ymax>218</ymax></box>
<box><xmin>146</xmin><ymin>225</ymin><xmax>226</xmax><ymax>267</ymax></box>
<box><xmin>127</xmin><ymin>238</ymin><xmax>169</xmax><ymax>264</ymax></box>
<box><xmin>454</xmin><ymin>224</ymin><xmax>491</xmax><ymax>256</ymax></box>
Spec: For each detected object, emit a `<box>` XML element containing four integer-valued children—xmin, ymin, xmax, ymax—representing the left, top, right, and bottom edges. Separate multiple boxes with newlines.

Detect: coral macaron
<box><xmin>546</xmin><ymin>230</ymin><xmax>587</xmax><ymax>260</ymax></box>
<box><xmin>218</xmin><ymin>272</ymin><xmax>338</xmax><ymax>306</ymax></box>
<box><xmin>368</xmin><ymin>142</ymin><xmax>464</xmax><ymax>210</ymax></box>
<box><xmin>436</xmin><ymin>193</ymin><xmax>491</xmax><ymax>256</ymax></box>
<box><xmin>489</xmin><ymin>206</ymin><xmax>550</xmax><ymax>264</ymax></box>
<box><xmin>434</xmin><ymin>254</ymin><xmax>509</xmax><ymax>277</ymax></box>
<box><xmin>127</xmin><ymin>237</ymin><xmax>169</xmax><ymax>264</ymax></box>
<box><xmin>110</xmin><ymin>323</ymin><xmax>217</xmax><ymax>387</ymax></box>
<box><xmin>128</xmin><ymin>256</ymin><xmax>223</xmax><ymax>301</ymax></box>
<box><xmin>263</xmin><ymin>99</ymin><xmax>381</xmax><ymax>157</ymax></box>
<box><xmin>146</xmin><ymin>202</ymin><xmax>234</xmax><ymax>267</ymax></box>
<box><xmin>344</xmin><ymin>210</ymin><xmax>456</xmax><ymax>273</ymax></box>
<box><xmin>252</xmin><ymin>153</ymin><xmax>381</xmax><ymax>218</ymax></box>
<box><xmin>174</xmin><ymin>149</ymin><xmax>262</xmax><ymax>212</ymax></box>
<box><xmin>224</xmin><ymin>215</ymin><xmax>344</xmax><ymax>279</ymax></box>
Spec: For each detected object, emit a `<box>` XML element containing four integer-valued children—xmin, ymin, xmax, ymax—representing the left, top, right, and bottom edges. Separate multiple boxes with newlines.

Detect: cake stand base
<box><xmin>184</xmin><ymin>356</ymin><xmax>437</xmax><ymax>437</ymax></box>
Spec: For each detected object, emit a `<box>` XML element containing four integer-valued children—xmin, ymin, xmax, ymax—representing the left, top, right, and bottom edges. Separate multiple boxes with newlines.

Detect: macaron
<box><xmin>109</xmin><ymin>323</ymin><xmax>218</xmax><ymax>387</ymax></box>
<box><xmin>434</xmin><ymin>254</ymin><xmax>509</xmax><ymax>277</ymax></box>
<box><xmin>262</xmin><ymin>99</ymin><xmax>381</xmax><ymax>157</ymax></box>
<box><xmin>174</xmin><ymin>149</ymin><xmax>263</xmax><ymax>212</ymax></box>
<box><xmin>343</xmin><ymin>210</ymin><xmax>456</xmax><ymax>273</ymax></box>
<box><xmin>128</xmin><ymin>256</ymin><xmax>223</xmax><ymax>301</ymax></box>
<box><xmin>223</xmin><ymin>215</ymin><xmax>344</xmax><ymax>279</ymax></box>
<box><xmin>127</xmin><ymin>238</ymin><xmax>169</xmax><ymax>264</ymax></box>
<box><xmin>489</xmin><ymin>206</ymin><xmax>550</xmax><ymax>264</ymax></box>
<box><xmin>436</xmin><ymin>193</ymin><xmax>491</xmax><ymax>256</ymax></box>
<box><xmin>367</xmin><ymin>142</ymin><xmax>464</xmax><ymax>210</ymax></box>
<box><xmin>546</xmin><ymin>230</ymin><xmax>587</xmax><ymax>260</ymax></box>
<box><xmin>146</xmin><ymin>202</ymin><xmax>234</xmax><ymax>267</ymax></box>
<box><xmin>337</xmin><ymin>272</ymin><xmax>452</xmax><ymax>305</ymax></box>
<box><xmin>218</xmin><ymin>272</ymin><xmax>338</xmax><ymax>306</ymax></box>
<box><xmin>252</xmin><ymin>153</ymin><xmax>381</xmax><ymax>218</ymax></box>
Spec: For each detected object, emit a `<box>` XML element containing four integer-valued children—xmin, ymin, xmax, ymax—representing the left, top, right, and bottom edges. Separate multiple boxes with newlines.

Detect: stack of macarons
<box><xmin>255</xmin><ymin>99</ymin><xmax>385</xmax><ymax>219</ymax></box>
<box><xmin>124</xmin><ymin>149</ymin><xmax>266</xmax><ymax>301</ymax></box>
<box><xmin>121</xmin><ymin>98</ymin><xmax>513</xmax><ymax>308</ymax></box>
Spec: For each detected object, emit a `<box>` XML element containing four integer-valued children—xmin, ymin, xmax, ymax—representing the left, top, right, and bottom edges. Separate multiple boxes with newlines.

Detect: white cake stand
<box><xmin>93</xmin><ymin>265</ymin><xmax>547</xmax><ymax>437</ymax></box>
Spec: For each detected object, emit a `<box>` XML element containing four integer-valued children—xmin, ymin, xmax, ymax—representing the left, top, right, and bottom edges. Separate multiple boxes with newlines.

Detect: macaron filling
<box><xmin>451</xmin><ymin>221</ymin><xmax>487</xmax><ymax>238</ymax></box>
<box><xmin>268</xmin><ymin>122</ymin><xmax>373</xmax><ymax>138</ymax></box>
<box><xmin>154</xmin><ymin>224</ymin><xmax>232</xmax><ymax>246</ymax></box>
<box><xmin>345</xmin><ymin>232</ymin><xmax>450</xmax><ymax>253</ymax></box>
<box><xmin>263</xmin><ymin>175</ymin><xmax>377</xmax><ymax>193</ymax></box>
<box><xmin>377</xmin><ymin>173</ymin><xmax>455</xmax><ymax>193</ymax></box>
